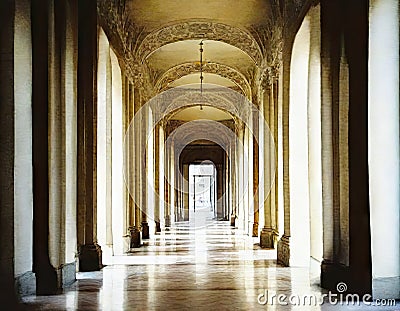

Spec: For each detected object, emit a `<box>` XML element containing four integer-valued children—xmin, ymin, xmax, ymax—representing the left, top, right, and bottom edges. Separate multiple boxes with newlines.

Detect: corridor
<box><xmin>22</xmin><ymin>222</ymin><xmax>397</xmax><ymax>310</ymax></box>
<box><xmin>1</xmin><ymin>0</ymin><xmax>399</xmax><ymax>308</ymax></box>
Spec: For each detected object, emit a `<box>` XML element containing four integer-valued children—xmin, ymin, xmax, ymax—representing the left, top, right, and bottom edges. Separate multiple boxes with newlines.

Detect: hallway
<box><xmin>22</xmin><ymin>222</ymin><xmax>397</xmax><ymax>310</ymax></box>
<box><xmin>1</xmin><ymin>0</ymin><xmax>399</xmax><ymax>308</ymax></box>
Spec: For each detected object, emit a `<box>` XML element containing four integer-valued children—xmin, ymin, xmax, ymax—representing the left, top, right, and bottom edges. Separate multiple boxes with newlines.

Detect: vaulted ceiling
<box><xmin>126</xmin><ymin>0</ymin><xmax>271</xmax><ymax>30</ymax></box>
<box><xmin>98</xmin><ymin>0</ymin><xmax>309</xmax><ymax>121</ymax></box>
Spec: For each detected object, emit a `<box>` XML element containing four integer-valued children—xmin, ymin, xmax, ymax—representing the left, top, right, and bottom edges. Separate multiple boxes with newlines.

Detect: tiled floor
<box><xmin>22</xmin><ymin>219</ymin><xmax>399</xmax><ymax>310</ymax></box>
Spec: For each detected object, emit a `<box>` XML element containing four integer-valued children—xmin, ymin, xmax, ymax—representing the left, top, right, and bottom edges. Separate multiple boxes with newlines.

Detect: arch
<box><xmin>138</xmin><ymin>20</ymin><xmax>262</xmax><ymax>65</ymax></box>
<box><xmin>155</xmin><ymin>62</ymin><xmax>252</xmax><ymax>98</ymax></box>
<box><xmin>165</xmin><ymin>104</ymin><xmax>235</xmax><ymax>123</ymax></box>
<box><xmin>149</xmin><ymin>85</ymin><xmax>251</xmax><ymax>121</ymax></box>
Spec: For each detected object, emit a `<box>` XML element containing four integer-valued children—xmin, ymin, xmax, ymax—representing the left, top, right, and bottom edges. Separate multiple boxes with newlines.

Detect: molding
<box><xmin>150</xmin><ymin>88</ymin><xmax>250</xmax><ymax>120</ymax></box>
<box><xmin>138</xmin><ymin>20</ymin><xmax>263</xmax><ymax>65</ymax></box>
<box><xmin>156</xmin><ymin>62</ymin><xmax>251</xmax><ymax>99</ymax></box>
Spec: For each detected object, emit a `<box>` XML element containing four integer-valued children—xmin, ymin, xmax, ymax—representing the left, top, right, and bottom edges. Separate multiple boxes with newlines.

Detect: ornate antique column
<box><xmin>368</xmin><ymin>0</ymin><xmax>399</xmax><ymax>299</ymax></box>
<box><xmin>141</xmin><ymin>103</ymin><xmax>150</xmax><ymax>239</ymax></box>
<box><xmin>154</xmin><ymin>122</ymin><xmax>161</xmax><ymax>232</ymax></box>
<box><xmin>126</xmin><ymin>79</ymin><xmax>135</xmax><ymax>240</ymax></box>
<box><xmin>252</xmin><ymin>107</ymin><xmax>260</xmax><ymax>237</ymax></box>
<box><xmin>159</xmin><ymin>124</ymin><xmax>166</xmax><ymax>227</ymax></box>
<box><xmin>230</xmin><ymin>141</ymin><xmax>237</xmax><ymax>226</ymax></box>
<box><xmin>76</xmin><ymin>0</ymin><xmax>102</xmax><ymax>272</ymax></box>
<box><xmin>237</xmin><ymin>123</ymin><xmax>245</xmax><ymax>230</ymax></box>
<box><xmin>216</xmin><ymin>164</ymin><xmax>224</xmax><ymax>220</ymax></box>
<box><xmin>130</xmin><ymin>87</ymin><xmax>141</xmax><ymax>247</ymax></box>
<box><xmin>0</xmin><ymin>0</ymin><xmax>35</xmax><ymax>303</ymax></box>
<box><xmin>276</xmin><ymin>43</ymin><xmax>293</xmax><ymax>266</ymax></box>
<box><xmin>260</xmin><ymin>84</ymin><xmax>274</xmax><ymax>248</ymax></box>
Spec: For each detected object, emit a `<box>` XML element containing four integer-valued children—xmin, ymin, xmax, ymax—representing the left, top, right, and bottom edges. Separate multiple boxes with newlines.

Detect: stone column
<box><xmin>243</xmin><ymin>125</ymin><xmax>250</xmax><ymax>233</ymax></box>
<box><xmin>307</xmin><ymin>4</ymin><xmax>324</xmax><ymax>270</ymax></box>
<box><xmin>271</xmin><ymin>78</ymin><xmax>279</xmax><ymax>243</ymax></box>
<box><xmin>257</xmin><ymin>94</ymin><xmax>265</xmax><ymax>233</ymax></box>
<box><xmin>127</xmin><ymin>81</ymin><xmax>135</xmax><ymax>235</ymax></box>
<box><xmin>122</xmin><ymin>77</ymin><xmax>133</xmax><ymax>240</ymax></box>
<box><xmin>31</xmin><ymin>0</ymin><xmax>58</xmax><ymax>293</ymax></box>
<box><xmin>252</xmin><ymin>107</ymin><xmax>259</xmax><ymax>237</ymax></box>
<box><xmin>164</xmin><ymin>139</ymin><xmax>171</xmax><ymax>227</ymax></box>
<box><xmin>176</xmin><ymin>163</ymin><xmax>184</xmax><ymax>221</ymax></box>
<box><xmin>159</xmin><ymin>125</ymin><xmax>165</xmax><ymax>227</ymax></box>
<box><xmin>368</xmin><ymin>0</ymin><xmax>400</xmax><ymax>299</ymax></box>
<box><xmin>260</xmin><ymin>87</ymin><xmax>274</xmax><ymax>248</ymax></box>
<box><xmin>183</xmin><ymin>164</ymin><xmax>190</xmax><ymax>221</ymax></box>
<box><xmin>48</xmin><ymin>0</ymin><xmax>79</xmax><ymax>286</ymax></box>
<box><xmin>233</xmin><ymin>125</ymin><xmax>241</xmax><ymax>227</ymax></box>
<box><xmin>216</xmin><ymin>164</ymin><xmax>224</xmax><ymax>219</ymax></box>
<box><xmin>230</xmin><ymin>142</ymin><xmax>237</xmax><ymax>226</ymax></box>
<box><xmin>130</xmin><ymin>87</ymin><xmax>141</xmax><ymax>247</ymax></box>
<box><xmin>14</xmin><ymin>0</ymin><xmax>37</xmax><ymax>297</ymax></box>
<box><xmin>224</xmin><ymin>153</ymin><xmax>229</xmax><ymax>220</ymax></box>
<box><xmin>237</xmin><ymin>125</ymin><xmax>245</xmax><ymax>230</ymax></box>
<box><xmin>97</xmin><ymin>28</ymin><xmax>113</xmax><ymax>256</ymax></box>
<box><xmin>320</xmin><ymin>0</ymin><xmax>348</xmax><ymax>288</ymax></box>
<box><xmin>276</xmin><ymin>46</ymin><xmax>293</xmax><ymax>266</ymax></box>
<box><xmin>169</xmin><ymin>141</ymin><xmax>175</xmax><ymax>225</ymax></box>
<box><xmin>346</xmin><ymin>0</ymin><xmax>371</xmax><ymax>295</ymax></box>
<box><xmin>154</xmin><ymin>123</ymin><xmax>161</xmax><ymax>232</ymax></box>
<box><xmin>76</xmin><ymin>0</ymin><xmax>102</xmax><ymax>271</ymax></box>
<box><xmin>141</xmin><ymin>104</ymin><xmax>149</xmax><ymax>239</ymax></box>
<box><xmin>0</xmin><ymin>0</ymin><xmax>23</xmax><ymax>305</ymax></box>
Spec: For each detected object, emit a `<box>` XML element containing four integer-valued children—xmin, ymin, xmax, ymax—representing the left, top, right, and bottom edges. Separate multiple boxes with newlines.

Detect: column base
<box><xmin>230</xmin><ymin>215</ymin><xmax>236</xmax><ymax>227</ymax></box>
<box><xmin>141</xmin><ymin>221</ymin><xmax>149</xmax><ymax>239</ymax></box>
<box><xmin>155</xmin><ymin>221</ymin><xmax>161</xmax><ymax>233</ymax></box>
<box><xmin>15</xmin><ymin>271</ymin><xmax>36</xmax><ymax>297</ymax></box>
<box><xmin>320</xmin><ymin>261</ymin><xmax>350</xmax><ymax>291</ymax></box>
<box><xmin>36</xmin><ymin>265</ymin><xmax>58</xmax><ymax>295</ymax></box>
<box><xmin>129</xmin><ymin>227</ymin><xmax>141</xmax><ymax>248</ymax></box>
<box><xmin>49</xmin><ymin>262</ymin><xmax>76</xmax><ymax>293</ymax></box>
<box><xmin>165</xmin><ymin>215</ymin><xmax>171</xmax><ymax>227</ymax></box>
<box><xmin>61</xmin><ymin>261</ymin><xmax>76</xmax><ymax>287</ymax></box>
<box><xmin>372</xmin><ymin>276</ymin><xmax>400</xmax><ymax>299</ymax></box>
<box><xmin>277</xmin><ymin>235</ymin><xmax>290</xmax><ymax>266</ymax></box>
<box><xmin>78</xmin><ymin>244</ymin><xmax>102</xmax><ymax>272</ymax></box>
<box><xmin>260</xmin><ymin>228</ymin><xmax>274</xmax><ymax>248</ymax></box>
<box><xmin>252</xmin><ymin>223</ymin><xmax>259</xmax><ymax>237</ymax></box>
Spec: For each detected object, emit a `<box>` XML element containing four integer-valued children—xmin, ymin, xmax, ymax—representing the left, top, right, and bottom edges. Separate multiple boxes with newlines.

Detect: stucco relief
<box><xmin>155</xmin><ymin>62</ymin><xmax>251</xmax><ymax>99</ymax></box>
<box><xmin>138</xmin><ymin>20</ymin><xmax>263</xmax><ymax>65</ymax></box>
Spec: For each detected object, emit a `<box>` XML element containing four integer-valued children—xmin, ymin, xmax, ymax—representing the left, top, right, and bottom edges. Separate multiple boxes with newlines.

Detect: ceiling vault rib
<box><xmin>155</xmin><ymin>62</ymin><xmax>252</xmax><ymax>99</ymax></box>
<box><xmin>137</xmin><ymin>20</ymin><xmax>263</xmax><ymax>66</ymax></box>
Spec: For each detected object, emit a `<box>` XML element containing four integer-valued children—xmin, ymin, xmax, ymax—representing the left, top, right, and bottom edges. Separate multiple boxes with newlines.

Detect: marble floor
<box><xmin>22</xmin><ymin>219</ymin><xmax>399</xmax><ymax>310</ymax></box>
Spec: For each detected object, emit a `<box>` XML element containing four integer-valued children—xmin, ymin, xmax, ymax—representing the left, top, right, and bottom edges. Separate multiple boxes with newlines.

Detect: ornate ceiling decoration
<box><xmin>148</xmin><ymin>87</ymin><xmax>252</xmax><ymax>123</ymax></box>
<box><xmin>97</xmin><ymin>0</ymin><xmax>311</xmax><ymax>102</ymax></box>
<box><xmin>138</xmin><ymin>20</ymin><xmax>263</xmax><ymax>66</ymax></box>
<box><xmin>155</xmin><ymin>62</ymin><xmax>252</xmax><ymax>98</ymax></box>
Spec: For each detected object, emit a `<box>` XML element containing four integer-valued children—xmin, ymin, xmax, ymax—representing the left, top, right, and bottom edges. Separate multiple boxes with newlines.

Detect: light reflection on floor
<box><xmin>22</xmin><ymin>221</ymin><xmax>399</xmax><ymax>310</ymax></box>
